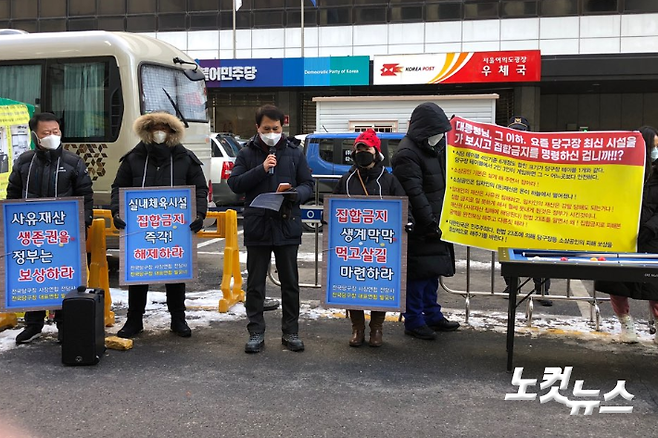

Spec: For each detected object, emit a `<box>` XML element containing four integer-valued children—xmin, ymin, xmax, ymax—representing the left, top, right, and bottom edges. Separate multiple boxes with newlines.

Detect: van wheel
<box><xmin>302</xmin><ymin>200</ymin><xmax>323</xmax><ymax>233</ymax></box>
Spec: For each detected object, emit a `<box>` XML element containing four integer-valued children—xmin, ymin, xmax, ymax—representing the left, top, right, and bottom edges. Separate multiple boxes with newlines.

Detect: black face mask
<box><xmin>354</xmin><ymin>151</ymin><xmax>375</xmax><ymax>168</ymax></box>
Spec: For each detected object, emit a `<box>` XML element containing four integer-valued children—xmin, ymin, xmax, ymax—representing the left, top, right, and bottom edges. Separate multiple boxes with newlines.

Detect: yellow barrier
<box><xmin>90</xmin><ymin>209</ymin><xmax>244</xmax><ymax>314</ymax></box>
<box><xmin>87</xmin><ymin>218</ymin><xmax>116</xmax><ymax>326</ymax></box>
<box><xmin>0</xmin><ymin>312</ymin><xmax>18</xmax><ymax>331</ymax></box>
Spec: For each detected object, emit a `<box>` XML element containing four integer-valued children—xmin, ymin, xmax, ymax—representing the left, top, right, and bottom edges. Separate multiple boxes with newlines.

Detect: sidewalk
<box><xmin>1</xmin><ymin>296</ymin><xmax>657</xmax><ymax>438</ymax></box>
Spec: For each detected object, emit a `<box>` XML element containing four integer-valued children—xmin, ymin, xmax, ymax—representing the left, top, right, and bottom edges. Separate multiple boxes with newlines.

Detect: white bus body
<box><xmin>0</xmin><ymin>31</ymin><xmax>211</xmax><ymax>207</ymax></box>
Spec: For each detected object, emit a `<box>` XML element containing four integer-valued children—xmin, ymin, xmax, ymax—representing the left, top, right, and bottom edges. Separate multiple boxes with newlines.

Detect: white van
<box><xmin>0</xmin><ymin>31</ymin><xmax>211</xmax><ymax>206</ymax></box>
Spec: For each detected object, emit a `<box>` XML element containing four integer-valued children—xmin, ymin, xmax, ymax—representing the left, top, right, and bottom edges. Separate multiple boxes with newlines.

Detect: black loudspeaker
<box><xmin>61</xmin><ymin>286</ymin><xmax>106</xmax><ymax>366</ymax></box>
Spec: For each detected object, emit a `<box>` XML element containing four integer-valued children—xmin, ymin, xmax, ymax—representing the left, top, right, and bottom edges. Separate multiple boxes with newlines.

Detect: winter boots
<box><xmin>349</xmin><ymin>310</ymin><xmax>365</xmax><ymax>347</ymax></box>
<box><xmin>349</xmin><ymin>310</ymin><xmax>385</xmax><ymax>347</ymax></box>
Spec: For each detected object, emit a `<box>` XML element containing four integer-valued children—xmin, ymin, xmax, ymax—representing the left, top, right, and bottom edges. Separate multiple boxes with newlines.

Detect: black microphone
<box><xmin>268</xmin><ymin>146</ymin><xmax>276</xmax><ymax>174</ymax></box>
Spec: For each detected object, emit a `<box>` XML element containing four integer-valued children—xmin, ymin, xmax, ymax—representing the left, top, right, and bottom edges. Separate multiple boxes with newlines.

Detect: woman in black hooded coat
<box><xmin>391</xmin><ymin>102</ymin><xmax>460</xmax><ymax>340</ymax></box>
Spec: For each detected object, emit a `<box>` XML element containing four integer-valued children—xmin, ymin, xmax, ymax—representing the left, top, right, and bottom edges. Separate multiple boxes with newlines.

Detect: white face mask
<box><xmin>651</xmin><ymin>147</ymin><xmax>658</xmax><ymax>162</ymax></box>
<box><xmin>428</xmin><ymin>133</ymin><xmax>445</xmax><ymax>147</ymax></box>
<box><xmin>260</xmin><ymin>132</ymin><xmax>282</xmax><ymax>147</ymax></box>
<box><xmin>39</xmin><ymin>134</ymin><xmax>61</xmax><ymax>150</ymax></box>
<box><xmin>153</xmin><ymin>131</ymin><xmax>168</xmax><ymax>144</ymax></box>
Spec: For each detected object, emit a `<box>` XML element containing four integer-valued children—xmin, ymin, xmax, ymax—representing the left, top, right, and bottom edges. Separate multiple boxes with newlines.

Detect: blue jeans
<box><xmin>403</xmin><ymin>277</ymin><xmax>444</xmax><ymax>330</ymax></box>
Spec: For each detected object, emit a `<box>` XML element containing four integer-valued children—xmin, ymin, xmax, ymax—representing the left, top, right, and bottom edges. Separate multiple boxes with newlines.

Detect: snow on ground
<box><xmin>1</xmin><ymin>288</ymin><xmax>657</xmax><ymax>354</ymax></box>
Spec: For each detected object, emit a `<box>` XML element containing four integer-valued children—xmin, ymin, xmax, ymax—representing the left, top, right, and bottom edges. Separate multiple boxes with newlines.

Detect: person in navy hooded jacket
<box><xmin>391</xmin><ymin>102</ymin><xmax>460</xmax><ymax>340</ymax></box>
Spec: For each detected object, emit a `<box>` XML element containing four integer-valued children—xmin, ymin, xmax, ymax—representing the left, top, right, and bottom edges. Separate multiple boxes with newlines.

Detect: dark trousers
<box><xmin>127</xmin><ymin>283</ymin><xmax>186</xmax><ymax>315</ymax></box>
<box><xmin>403</xmin><ymin>277</ymin><xmax>444</xmax><ymax>330</ymax></box>
<box><xmin>504</xmin><ymin>277</ymin><xmax>551</xmax><ymax>292</ymax></box>
<box><xmin>24</xmin><ymin>310</ymin><xmax>62</xmax><ymax>329</ymax></box>
<box><xmin>246</xmin><ymin>245</ymin><xmax>300</xmax><ymax>335</ymax></box>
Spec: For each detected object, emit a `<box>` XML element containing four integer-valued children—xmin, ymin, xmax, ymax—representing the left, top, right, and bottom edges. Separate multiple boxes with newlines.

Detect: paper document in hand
<box><xmin>249</xmin><ymin>192</ymin><xmax>291</xmax><ymax>211</ymax></box>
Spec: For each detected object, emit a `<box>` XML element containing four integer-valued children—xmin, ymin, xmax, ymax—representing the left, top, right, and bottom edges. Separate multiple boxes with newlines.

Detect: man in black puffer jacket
<box><xmin>392</xmin><ymin>102</ymin><xmax>460</xmax><ymax>341</ymax></box>
<box><xmin>7</xmin><ymin>112</ymin><xmax>94</xmax><ymax>344</ymax></box>
<box><xmin>228</xmin><ymin>105</ymin><xmax>314</xmax><ymax>354</ymax></box>
<box><xmin>110</xmin><ymin>112</ymin><xmax>208</xmax><ymax>339</ymax></box>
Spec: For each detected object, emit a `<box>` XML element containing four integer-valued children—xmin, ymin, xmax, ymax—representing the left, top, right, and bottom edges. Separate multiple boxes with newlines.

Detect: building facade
<box><xmin>2</xmin><ymin>0</ymin><xmax>658</xmax><ymax>136</ymax></box>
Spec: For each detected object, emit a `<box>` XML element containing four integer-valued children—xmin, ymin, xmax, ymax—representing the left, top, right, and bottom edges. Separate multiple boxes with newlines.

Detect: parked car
<box><xmin>209</xmin><ymin>132</ymin><xmax>245</xmax><ymax>207</ymax></box>
<box><xmin>303</xmin><ymin>132</ymin><xmax>405</xmax><ymax>196</ymax></box>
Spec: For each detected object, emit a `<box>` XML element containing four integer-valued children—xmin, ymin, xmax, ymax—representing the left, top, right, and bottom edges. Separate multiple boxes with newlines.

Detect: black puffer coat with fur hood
<box><xmin>110</xmin><ymin>112</ymin><xmax>208</xmax><ymax>218</ymax></box>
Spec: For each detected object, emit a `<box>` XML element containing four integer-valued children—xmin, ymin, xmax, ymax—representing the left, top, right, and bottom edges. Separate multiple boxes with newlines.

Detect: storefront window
<box><xmin>426</xmin><ymin>2</ymin><xmax>463</xmax><ymax>21</ymax></box>
<box><xmin>40</xmin><ymin>0</ymin><xmax>66</xmax><ymax>18</ymax></box>
<box><xmin>464</xmin><ymin>2</ymin><xmax>499</xmax><ymax>20</ymax></box>
<box><xmin>582</xmin><ymin>0</ymin><xmax>619</xmax><ymax>14</ymax></box>
<box><xmin>98</xmin><ymin>17</ymin><xmax>126</xmax><ymax>31</ymax></box>
<box><xmin>254</xmin><ymin>10</ymin><xmax>284</xmax><ymax>28</ymax></box>
<box><xmin>319</xmin><ymin>7</ymin><xmax>352</xmax><ymax>25</ymax></box>
<box><xmin>128</xmin><ymin>0</ymin><xmax>157</xmax><ymax>14</ymax></box>
<box><xmin>390</xmin><ymin>5</ymin><xmax>423</xmax><ymax>22</ymax></box>
<box><xmin>126</xmin><ymin>15</ymin><xmax>156</xmax><ymax>32</ymax></box>
<box><xmin>68</xmin><ymin>18</ymin><xmax>98</xmax><ymax>30</ymax></box>
<box><xmin>39</xmin><ymin>19</ymin><xmax>67</xmax><ymax>32</ymax></box>
<box><xmin>159</xmin><ymin>14</ymin><xmax>188</xmax><ymax>31</ymax></box>
<box><xmin>69</xmin><ymin>0</ymin><xmax>96</xmax><ymax>16</ymax></box>
<box><xmin>189</xmin><ymin>13</ymin><xmax>217</xmax><ymax>30</ymax></box>
<box><xmin>353</xmin><ymin>6</ymin><xmax>387</xmax><ymax>25</ymax></box>
<box><xmin>501</xmin><ymin>1</ymin><xmax>538</xmax><ymax>18</ymax></box>
<box><xmin>540</xmin><ymin>0</ymin><xmax>578</xmax><ymax>16</ymax></box>
<box><xmin>624</xmin><ymin>0</ymin><xmax>658</xmax><ymax>13</ymax></box>
<box><xmin>12</xmin><ymin>0</ymin><xmax>37</xmax><ymax>19</ymax></box>
<box><xmin>100</xmin><ymin>1</ymin><xmax>126</xmax><ymax>15</ymax></box>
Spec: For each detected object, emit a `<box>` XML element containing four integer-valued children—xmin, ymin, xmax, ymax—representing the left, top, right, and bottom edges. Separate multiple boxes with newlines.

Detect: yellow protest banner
<box><xmin>441</xmin><ymin>117</ymin><xmax>645</xmax><ymax>252</ymax></box>
<box><xmin>0</xmin><ymin>99</ymin><xmax>32</xmax><ymax>199</ymax></box>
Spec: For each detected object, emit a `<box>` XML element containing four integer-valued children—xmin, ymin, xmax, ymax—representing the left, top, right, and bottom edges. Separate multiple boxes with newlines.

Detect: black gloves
<box><xmin>113</xmin><ymin>214</ymin><xmax>126</xmax><ymax>230</ymax></box>
<box><xmin>189</xmin><ymin>215</ymin><xmax>204</xmax><ymax>233</ymax></box>
<box><xmin>426</xmin><ymin>220</ymin><xmax>442</xmax><ymax>238</ymax></box>
<box><xmin>283</xmin><ymin>188</ymin><xmax>298</xmax><ymax>203</ymax></box>
<box><xmin>638</xmin><ymin>227</ymin><xmax>654</xmax><ymax>244</ymax></box>
<box><xmin>404</xmin><ymin>222</ymin><xmax>414</xmax><ymax>233</ymax></box>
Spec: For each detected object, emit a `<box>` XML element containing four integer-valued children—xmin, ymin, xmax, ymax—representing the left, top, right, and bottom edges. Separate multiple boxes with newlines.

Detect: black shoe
<box><xmin>263</xmin><ymin>298</ymin><xmax>280</xmax><ymax>311</ymax></box>
<box><xmin>16</xmin><ymin>326</ymin><xmax>42</xmax><ymax>344</ymax></box>
<box><xmin>429</xmin><ymin>318</ymin><xmax>460</xmax><ymax>332</ymax></box>
<box><xmin>117</xmin><ymin>317</ymin><xmax>144</xmax><ymax>339</ymax></box>
<box><xmin>404</xmin><ymin>325</ymin><xmax>437</xmax><ymax>340</ymax></box>
<box><xmin>171</xmin><ymin>316</ymin><xmax>192</xmax><ymax>337</ymax></box>
<box><xmin>282</xmin><ymin>333</ymin><xmax>305</xmax><ymax>352</ymax></box>
<box><xmin>536</xmin><ymin>291</ymin><xmax>553</xmax><ymax>307</ymax></box>
<box><xmin>245</xmin><ymin>332</ymin><xmax>265</xmax><ymax>353</ymax></box>
<box><xmin>56</xmin><ymin>322</ymin><xmax>63</xmax><ymax>344</ymax></box>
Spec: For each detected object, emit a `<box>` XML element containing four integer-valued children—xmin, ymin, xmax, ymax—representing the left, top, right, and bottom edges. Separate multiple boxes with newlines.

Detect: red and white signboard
<box><xmin>373</xmin><ymin>50</ymin><xmax>540</xmax><ymax>85</ymax></box>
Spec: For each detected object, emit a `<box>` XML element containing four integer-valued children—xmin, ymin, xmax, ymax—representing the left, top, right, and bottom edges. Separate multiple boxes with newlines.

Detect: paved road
<box><xmin>1</xmin><ymin>312</ymin><xmax>657</xmax><ymax>438</ymax></box>
<box><xmin>3</xmin><ymin>223</ymin><xmax>658</xmax><ymax>437</ymax></box>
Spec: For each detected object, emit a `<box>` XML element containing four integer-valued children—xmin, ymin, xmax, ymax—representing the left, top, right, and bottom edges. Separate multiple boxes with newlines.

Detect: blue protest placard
<box><xmin>0</xmin><ymin>197</ymin><xmax>87</xmax><ymax>312</ymax></box>
<box><xmin>322</xmin><ymin>195</ymin><xmax>407</xmax><ymax>312</ymax></box>
<box><xmin>119</xmin><ymin>186</ymin><xmax>197</xmax><ymax>285</ymax></box>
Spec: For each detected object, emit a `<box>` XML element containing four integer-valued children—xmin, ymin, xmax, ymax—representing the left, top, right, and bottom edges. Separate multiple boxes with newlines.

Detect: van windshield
<box><xmin>141</xmin><ymin>64</ymin><xmax>208</xmax><ymax>123</ymax></box>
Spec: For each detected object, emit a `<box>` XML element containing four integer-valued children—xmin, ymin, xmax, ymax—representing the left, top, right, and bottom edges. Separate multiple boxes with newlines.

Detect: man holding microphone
<box><xmin>228</xmin><ymin>104</ymin><xmax>314</xmax><ymax>353</ymax></box>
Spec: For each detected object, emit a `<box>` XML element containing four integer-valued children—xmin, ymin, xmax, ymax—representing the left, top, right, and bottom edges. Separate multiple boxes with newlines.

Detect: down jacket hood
<box><xmin>133</xmin><ymin>112</ymin><xmax>185</xmax><ymax>147</ymax></box>
<box><xmin>406</xmin><ymin>102</ymin><xmax>452</xmax><ymax>144</ymax></box>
